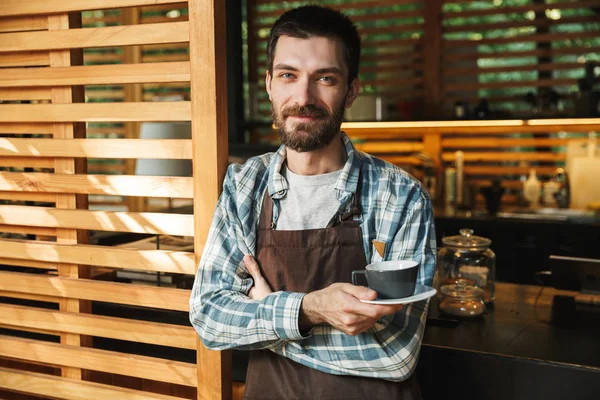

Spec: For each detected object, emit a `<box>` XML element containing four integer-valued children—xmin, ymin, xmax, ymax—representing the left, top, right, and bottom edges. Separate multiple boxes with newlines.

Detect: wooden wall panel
<box><xmin>0</xmin><ymin>1</ymin><xmax>227</xmax><ymax>399</ymax></box>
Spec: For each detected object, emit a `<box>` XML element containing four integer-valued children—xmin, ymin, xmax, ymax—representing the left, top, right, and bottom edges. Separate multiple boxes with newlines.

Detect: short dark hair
<box><xmin>266</xmin><ymin>5</ymin><xmax>361</xmax><ymax>86</ymax></box>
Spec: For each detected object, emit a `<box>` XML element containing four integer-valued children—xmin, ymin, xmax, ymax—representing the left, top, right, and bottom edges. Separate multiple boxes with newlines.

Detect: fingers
<box><xmin>338</xmin><ymin>282</ymin><xmax>378</xmax><ymax>301</ymax></box>
<box><xmin>243</xmin><ymin>255</ymin><xmax>262</xmax><ymax>279</ymax></box>
<box><xmin>244</xmin><ymin>255</ymin><xmax>273</xmax><ymax>301</ymax></box>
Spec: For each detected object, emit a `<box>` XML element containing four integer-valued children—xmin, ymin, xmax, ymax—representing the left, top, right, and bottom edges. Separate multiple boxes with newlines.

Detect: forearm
<box><xmin>277</xmin><ymin>300</ymin><xmax>429</xmax><ymax>381</ymax></box>
<box><xmin>190</xmin><ymin>287</ymin><xmax>307</xmax><ymax>351</ymax></box>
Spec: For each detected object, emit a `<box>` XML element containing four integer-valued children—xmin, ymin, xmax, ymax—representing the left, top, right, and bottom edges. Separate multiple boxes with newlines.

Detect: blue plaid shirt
<box><xmin>190</xmin><ymin>132</ymin><xmax>437</xmax><ymax>382</ymax></box>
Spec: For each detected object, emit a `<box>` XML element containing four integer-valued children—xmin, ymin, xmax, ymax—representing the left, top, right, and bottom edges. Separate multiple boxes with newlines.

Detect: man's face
<box><xmin>266</xmin><ymin>36</ymin><xmax>359</xmax><ymax>152</ymax></box>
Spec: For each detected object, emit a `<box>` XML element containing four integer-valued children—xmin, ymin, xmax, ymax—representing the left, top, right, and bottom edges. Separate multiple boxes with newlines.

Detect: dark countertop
<box><xmin>424</xmin><ymin>283</ymin><xmax>600</xmax><ymax>369</ymax></box>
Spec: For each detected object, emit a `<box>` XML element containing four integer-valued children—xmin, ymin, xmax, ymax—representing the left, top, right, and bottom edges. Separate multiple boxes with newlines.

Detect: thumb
<box><xmin>342</xmin><ymin>282</ymin><xmax>377</xmax><ymax>301</ymax></box>
<box><xmin>243</xmin><ymin>255</ymin><xmax>263</xmax><ymax>280</ymax></box>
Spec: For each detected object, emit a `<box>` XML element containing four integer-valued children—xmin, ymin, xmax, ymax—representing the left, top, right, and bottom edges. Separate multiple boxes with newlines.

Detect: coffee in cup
<box><xmin>351</xmin><ymin>260</ymin><xmax>419</xmax><ymax>299</ymax></box>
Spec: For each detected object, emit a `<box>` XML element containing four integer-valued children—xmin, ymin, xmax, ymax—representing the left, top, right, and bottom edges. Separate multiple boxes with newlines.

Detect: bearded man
<box><xmin>189</xmin><ymin>5</ymin><xmax>436</xmax><ymax>400</ymax></box>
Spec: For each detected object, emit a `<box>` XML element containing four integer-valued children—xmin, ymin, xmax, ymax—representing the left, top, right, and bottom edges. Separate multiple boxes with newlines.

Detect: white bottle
<box><xmin>523</xmin><ymin>169</ymin><xmax>541</xmax><ymax>207</ymax></box>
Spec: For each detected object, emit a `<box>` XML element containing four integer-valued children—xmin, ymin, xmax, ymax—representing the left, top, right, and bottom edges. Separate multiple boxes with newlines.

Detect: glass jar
<box><xmin>433</xmin><ymin>228</ymin><xmax>496</xmax><ymax>304</ymax></box>
<box><xmin>438</xmin><ymin>280</ymin><xmax>486</xmax><ymax>318</ymax></box>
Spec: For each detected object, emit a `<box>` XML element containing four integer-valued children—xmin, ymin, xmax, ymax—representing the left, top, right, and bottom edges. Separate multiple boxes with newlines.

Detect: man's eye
<box><xmin>319</xmin><ymin>76</ymin><xmax>336</xmax><ymax>84</ymax></box>
<box><xmin>280</xmin><ymin>73</ymin><xmax>294</xmax><ymax>79</ymax></box>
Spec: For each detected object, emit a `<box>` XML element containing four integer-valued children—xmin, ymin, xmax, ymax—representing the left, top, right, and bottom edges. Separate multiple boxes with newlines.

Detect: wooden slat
<box><xmin>443</xmin><ymin>45</ymin><xmax>600</xmax><ymax>63</ymax></box>
<box><xmin>0</xmin><ymin>16</ymin><xmax>48</xmax><ymax>33</ymax></box>
<box><xmin>0</xmin><ymin>336</ymin><xmax>197</xmax><ymax>387</ymax></box>
<box><xmin>443</xmin><ymin>152</ymin><xmax>565</xmax><ymax>162</ymax></box>
<box><xmin>444</xmin><ymin>15</ymin><xmax>600</xmax><ymax>34</ymax></box>
<box><xmin>442</xmin><ymin>138</ymin><xmax>570</xmax><ymax>148</ymax></box>
<box><xmin>0</xmin><ymin>87</ymin><xmax>52</xmax><ymax>101</ymax></box>
<box><xmin>0</xmin><ymin>303</ymin><xmax>196</xmax><ymax>349</ymax></box>
<box><xmin>0</xmin><ymin>205</ymin><xmax>194</xmax><ymax>236</ymax></box>
<box><xmin>0</xmin><ymin>238</ymin><xmax>196</xmax><ymax>274</ymax></box>
<box><xmin>83</xmin><ymin>53</ymin><xmax>122</xmax><ymax>63</ymax></box>
<box><xmin>0</xmin><ymin>22</ymin><xmax>189</xmax><ymax>53</ymax></box>
<box><xmin>0</xmin><ymin>367</ymin><xmax>185</xmax><ymax>400</ymax></box>
<box><xmin>0</xmin><ymin>291</ymin><xmax>59</xmax><ymax>303</ymax></box>
<box><xmin>0</xmin><ymin>271</ymin><xmax>190</xmax><ymax>311</ymax></box>
<box><xmin>444</xmin><ymin>30</ymin><xmax>600</xmax><ymax>48</ymax></box>
<box><xmin>353</xmin><ymin>142</ymin><xmax>424</xmax><ymax>153</ymax></box>
<box><xmin>0</xmin><ymin>102</ymin><xmax>191</xmax><ymax>122</ymax></box>
<box><xmin>378</xmin><ymin>156</ymin><xmax>423</xmax><ymax>166</ymax></box>
<box><xmin>82</xmin><ymin>15</ymin><xmax>122</xmax><ymax>26</ymax></box>
<box><xmin>0</xmin><ymin>257</ymin><xmax>57</xmax><ymax>270</ymax></box>
<box><xmin>0</xmin><ymin>62</ymin><xmax>190</xmax><ymax>87</ymax></box>
<box><xmin>0</xmin><ymin>51</ymin><xmax>50</xmax><ymax>67</ymax></box>
<box><xmin>0</xmin><ymin>172</ymin><xmax>194</xmax><ymax>198</ymax></box>
<box><xmin>443</xmin><ymin>0</ymin><xmax>600</xmax><ymax>19</ymax></box>
<box><xmin>443</xmin><ymin>62</ymin><xmax>585</xmax><ymax>77</ymax></box>
<box><xmin>0</xmin><ymin>324</ymin><xmax>58</xmax><ymax>336</ymax></box>
<box><xmin>0</xmin><ymin>0</ymin><xmax>185</xmax><ymax>17</ymax></box>
<box><xmin>0</xmin><ymin>123</ymin><xmax>53</xmax><ymax>134</ymax></box>
<box><xmin>0</xmin><ymin>138</ymin><xmax>192</xmax><ymax>159</ymax></box>
<box><xmin>142</xmin><ymin>53</ymin><xmax>190</xmax><ymax>63</ymax></box>
<box><xmin>0</xmin><ymin>224</ymin><xmax>57</xmax><ymax>237</ymax></box>
<box><xmin>444</xmin><ymin>78</ymin><xmax>578</xmax><ymax>92</ymax></box>
<box><xmin>464</xmin><ymin>166</ymin><xmax>557</xmax><ymax>176</ymax></box>
<box><xmin>342</xmin><ymin>119</ymin><xmax>600</xmax><ymax>134</ymax></box>
<box><xmin>86</xmin><ymin>126</ymin><xmax>125</xmax><ymax>136</ymax></box>
<box><xmin>0</xmin><ymin>156</ymin><xmax>55</xmax><ymax>168</ymax></box>
<box><xmin>0</xmin><ymin>191</ymin><xmax>56</xmax><ymax>202</ymax></box>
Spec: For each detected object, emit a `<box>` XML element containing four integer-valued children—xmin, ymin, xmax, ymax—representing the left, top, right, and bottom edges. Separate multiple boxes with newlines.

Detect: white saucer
<box><xmin>360</xmin><ymin>284</ymin><xmax>437</xmax><ymax>305</ymax></box>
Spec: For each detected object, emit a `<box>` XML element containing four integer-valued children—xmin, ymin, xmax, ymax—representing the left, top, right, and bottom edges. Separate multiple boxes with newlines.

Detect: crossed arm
<box><xmin>189</xmin><ymin>182</ymin><xmax>436</xmax><ymax>380</ymax></box>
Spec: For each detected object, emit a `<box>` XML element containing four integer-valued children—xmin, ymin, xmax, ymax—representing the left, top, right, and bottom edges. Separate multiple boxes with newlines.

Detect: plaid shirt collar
<box><xmin>266</xmin><ymin>131</ymin><xmax>361</xmax><ymax>204</ymax></box>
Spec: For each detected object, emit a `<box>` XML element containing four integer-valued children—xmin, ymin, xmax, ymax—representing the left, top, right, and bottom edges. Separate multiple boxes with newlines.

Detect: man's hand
<box><xmin>244</xmin><ymin>255</ymin><xmax>273</xmax><ymax>300</ymax></box>
<box><xmin>300</xmin><ymin>283</ymin><xmax>404</xmax><ymax>336</ymax></box>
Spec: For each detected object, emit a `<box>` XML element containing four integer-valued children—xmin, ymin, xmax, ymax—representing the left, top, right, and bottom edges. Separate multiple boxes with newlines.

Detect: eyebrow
<box><xmin>273</xmin><ymin>64</ymin><xmax>343</xmax><ymax>76</ymax></box>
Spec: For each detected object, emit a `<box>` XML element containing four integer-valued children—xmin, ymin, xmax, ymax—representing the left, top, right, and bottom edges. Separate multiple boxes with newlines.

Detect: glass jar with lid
<box><xmin>433</xmin><ymin>228</ymin><xmax>495</xmax><ymax>304</ymax></box>
<box><xmin>438</xmin><ymin>279</ymin><xmax>486</xmax><ymax>318</ymax></box>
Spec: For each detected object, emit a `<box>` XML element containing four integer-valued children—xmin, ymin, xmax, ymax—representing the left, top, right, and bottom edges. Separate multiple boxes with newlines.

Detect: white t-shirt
<box><xmin>276</xmin><ymin>164</ymin><xmax>341</xmax><ymax>230</ymax></box>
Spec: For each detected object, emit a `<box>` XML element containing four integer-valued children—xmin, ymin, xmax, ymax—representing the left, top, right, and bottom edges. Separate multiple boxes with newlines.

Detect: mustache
<box><xmin>281</xmin><ymin>105</ymin><xmax>328</xmax><ymax>118</ymax></box>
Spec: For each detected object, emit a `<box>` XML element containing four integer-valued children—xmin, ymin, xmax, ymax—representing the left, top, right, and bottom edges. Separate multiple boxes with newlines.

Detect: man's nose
<box><xmin>293</xmin><ymin>78</ymin><xmax>316</xmax><ymax>106</ymax></box>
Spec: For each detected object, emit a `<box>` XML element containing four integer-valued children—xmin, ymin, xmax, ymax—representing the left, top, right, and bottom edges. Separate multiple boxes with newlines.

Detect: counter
<box><xmin>419</xmin><ymin>283</ymin><xmax>599</xmax><ymax>399</ymax></box>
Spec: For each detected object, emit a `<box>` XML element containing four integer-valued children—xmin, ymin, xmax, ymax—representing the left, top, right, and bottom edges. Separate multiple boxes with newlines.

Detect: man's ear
<box><xmin>265</xmin><ymin>70</ymin><xmax>272</xmax><ymax>101</ymax></box>
<box><xmin>344</xmin><ymin>78</ymin><xmax>360</xmax><ymax>108</ymax></box>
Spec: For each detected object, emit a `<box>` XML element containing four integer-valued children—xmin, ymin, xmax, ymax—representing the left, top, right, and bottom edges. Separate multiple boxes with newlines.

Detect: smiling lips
<box><xmin>282</xmin><ymin>105</ymin><xmax>328</xmax><ymax>120</ymax></box>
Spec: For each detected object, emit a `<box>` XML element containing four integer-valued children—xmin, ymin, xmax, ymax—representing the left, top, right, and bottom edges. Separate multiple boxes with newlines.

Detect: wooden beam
<box><xmin>0</xmin><ymin>16</ymin><xmax>48</xmax><ymax>32</ymax></box>
<box><xmin>442</xmin><ymin>152</ymin><xmax>565</xmax><ymax>162</ymax></box>
<box><xmin>0</xmin><ymin>138</ymin><xmax>193</xmax><ymax>159</ymax></box>
<box><xmin>0</xmin><ymin>172</ymin><xmax>194</xmax><ymax>198</ymax></box>
<box><xmin>0</xmin><ymin>62</ymin><xmax>190</xmax><ymax>87</ymax></box>
<box><xmin>188</xmin><ymin>1</ymin><xmax>231</xmax><ymax>399</ymax></box>
<box><xmin>0</xmin><ymin>336</ymin><xmax>197</xmax><ymax>387</ymax></box>
<box><xmin>0</xmin><ymin>238</ymin><xmax>196</xmax><ymax>274</ymax></box>
<box><xmin>0</xmin><ymin>205</ymin><xmax>194</xmax><ymax>236</ymax></box>
<box><xmin>353</xmin><ymin>142</ymin><xmax>424</xmax><ymax>153</ymax></box>
<box><xmin>0</xmin><ymin>157</ymin><xmax>55</xmax><ymax>168</ymax></box>
<box><xmin>0</xmin><ymin>367</ymin><xmax>186</xmax><ymax>400</ymax></box>
<box><xmin>0</xmin><ymin>51</ymin><xmax>50</xmax><ymax>67</ymax></box>
<box><xmin>0</xmin><ymin>271</ymin><xmax>190</xmax><ymax>312</ymax></box>
<box><xmin>0</xmin><ymin>0</ymin><xmax>185</xmax><ymax>18</ymax></box>
<box><xmin>0</xmin><ymin>102</ymin><xmax>192</xmax><ymax>122</ymax></box>
<box><xmin>422</xmin><ymin>0</ymin><xmax>443</xmax><ymax>119</ymax></box>
<box><xmin>0</xmin><ymin>303</ymin><xmax>196</xmax><ymax>349</ymax></box>
<box><xmin>0</xmin><ymin>87</ymin><xmax>52</xmax><ymax>101</ymax></box>
<box><xmin>0</xmin><ymin>22</ymin><xmax>189</xmax><ymax>52</ymax></box>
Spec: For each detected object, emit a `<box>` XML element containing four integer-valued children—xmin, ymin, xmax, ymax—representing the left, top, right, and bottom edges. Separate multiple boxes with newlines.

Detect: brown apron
<box><xmin>243</xmin><ymin>188</ymin><xmax>421</xmax><ymax>400</ymax></box>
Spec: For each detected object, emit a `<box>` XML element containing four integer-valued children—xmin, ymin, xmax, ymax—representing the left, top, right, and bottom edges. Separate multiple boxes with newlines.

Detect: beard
<box><xmin>272</xmin><ymin>99</ymin><xmax>346</xmax><ymax>153</ymax></box>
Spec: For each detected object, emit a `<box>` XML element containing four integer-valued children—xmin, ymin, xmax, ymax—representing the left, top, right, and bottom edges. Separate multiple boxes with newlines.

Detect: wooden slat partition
<box><xmin>246</xmin><ymin>0</ymin><xmax>427</xmax><ymax>133</ymax></box>
<box><xmin>345</xmin><ymin>118</ymin><xmax>600</xmax><ymax>207</ymax></box>
<box><xmin>441</xmin><ymin>0</ymin><xmax>600</xmax><ymax>117</ymax></box>
<box><xmin>0</xmin><ymin>1</ymin><xmax>229</xmax><ymax>399</ymax></box>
